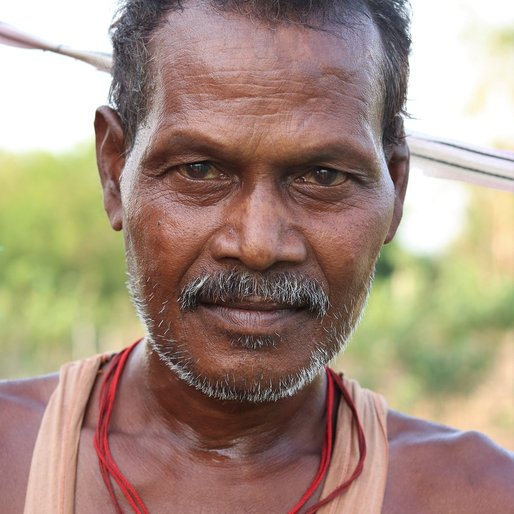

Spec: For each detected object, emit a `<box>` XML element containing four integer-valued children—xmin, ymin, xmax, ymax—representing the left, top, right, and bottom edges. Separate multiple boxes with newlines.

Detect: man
<box><xmin>1</xmin><ymin>0</ymin><xmax>513</xmax><ymax>512</ymax></box>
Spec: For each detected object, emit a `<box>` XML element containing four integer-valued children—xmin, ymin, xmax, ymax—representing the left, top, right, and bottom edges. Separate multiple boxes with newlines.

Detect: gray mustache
<box><xmin>179</xmin><ymin>270</ymin><xmax>330</xmax><ymax>317</ymax></box>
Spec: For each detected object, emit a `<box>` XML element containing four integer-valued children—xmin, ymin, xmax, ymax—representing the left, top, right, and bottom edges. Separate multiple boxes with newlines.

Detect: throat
<box><xmin>140</xmin><ymin>348</ymin><xmax>329</xmax><ymax>463</ymax></box>
<box><xmin>92</xmin><ymin>340</ymin><xmax>366</xmax><ymax>514</ymax></box>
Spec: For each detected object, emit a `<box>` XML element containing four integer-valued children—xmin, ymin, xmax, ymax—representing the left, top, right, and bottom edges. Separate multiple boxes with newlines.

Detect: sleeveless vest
<box><xmin>24</xmin><ymin>354</ymin><xmax>388</xmax><ymax>513</ymax></box>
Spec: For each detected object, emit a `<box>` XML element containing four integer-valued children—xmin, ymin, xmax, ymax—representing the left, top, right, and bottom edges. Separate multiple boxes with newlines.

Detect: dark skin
<box><xmin>1</xmin><ymin>4</ymin><xmax>513</xmax><ymax>513</ymax></box>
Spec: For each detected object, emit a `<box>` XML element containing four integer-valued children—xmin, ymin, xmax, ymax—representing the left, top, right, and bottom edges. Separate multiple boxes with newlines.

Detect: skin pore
<box><xmin>116</xmin><ymin>5</ymin><xmax>397</xmax><ymax>406</ymax></box>
<box><xmin>90</xmin><ymin>5</ymin><xmax>402</xmax><ymax>511</ymax></box>
<box><xmin>1</xmin><ymin>2</ymin><xmax>513</xmax><ymax>513</ymax></box>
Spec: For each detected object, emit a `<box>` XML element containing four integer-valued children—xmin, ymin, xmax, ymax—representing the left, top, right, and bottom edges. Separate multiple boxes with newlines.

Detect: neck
<box><xmin>117</xmin><ymin>339</ymin><xmax>329</xmax><ymax>464</ymax></box>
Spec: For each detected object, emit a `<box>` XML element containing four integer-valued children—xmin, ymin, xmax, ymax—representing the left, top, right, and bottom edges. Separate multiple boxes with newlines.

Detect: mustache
<box><xmin>178</xmin><ymin>270</ymin><xmax>330</xmax><ymax>317</ymax></box>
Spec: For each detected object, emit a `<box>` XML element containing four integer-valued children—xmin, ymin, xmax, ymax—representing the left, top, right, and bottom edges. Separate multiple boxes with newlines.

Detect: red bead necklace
<box><xmin>94</xmin><ymin>342</ymin><xmax>367</xmax><ymax>514</ymax></box>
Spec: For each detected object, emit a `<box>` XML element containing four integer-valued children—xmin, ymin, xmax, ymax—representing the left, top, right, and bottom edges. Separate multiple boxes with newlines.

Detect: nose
<box><xmin>210</xmin><ymin>184</ymin><xmax>308</xmax><ymax>271</ymax></box>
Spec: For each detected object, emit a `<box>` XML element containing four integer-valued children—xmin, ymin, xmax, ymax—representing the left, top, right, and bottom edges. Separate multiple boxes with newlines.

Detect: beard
<box><xmin>127</xmin><ymin>266</ymin><xmax>374</xmax><ymax>403</ymax></box>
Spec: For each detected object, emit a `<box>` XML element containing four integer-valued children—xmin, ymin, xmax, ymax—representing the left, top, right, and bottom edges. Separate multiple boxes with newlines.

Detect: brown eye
<box><xmin>179</xmin><ymin>162</ymin><xmax>224</xmax><ymax>180</ymax></box>
<box><xmin>299</xmin><ymin>168</ymin><xmax>348</xmax><ymax>186</ymax></box>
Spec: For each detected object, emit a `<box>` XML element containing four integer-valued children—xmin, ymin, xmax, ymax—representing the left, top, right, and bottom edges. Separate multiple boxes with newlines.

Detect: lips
<box><xmin>198</xmin><ymin>298</ymin><xmax>305</xmax><ymax>331</ymax></box>
<box><xmin>202</xmin><ymin>296</ymin><xmax>297</xmax><ymax>311</ymax></box>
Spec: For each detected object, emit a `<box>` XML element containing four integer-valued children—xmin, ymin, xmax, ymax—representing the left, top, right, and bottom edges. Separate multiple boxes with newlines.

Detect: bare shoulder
<box><xmin>385</xmin><ymin>409</ymin><xmax>514</xmax><ymax>514</ymax></box>
<box><xmin>0</xmin><ymin>374</ymin><xmax>59</xmax><ymax>513</ymax></box>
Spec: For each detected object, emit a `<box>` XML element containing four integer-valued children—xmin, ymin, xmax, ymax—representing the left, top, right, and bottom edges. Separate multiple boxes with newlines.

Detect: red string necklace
<box><xmin>94</xmin><ymin>342</ymin><xmax>367</xmax><ymax>514</ymax></box>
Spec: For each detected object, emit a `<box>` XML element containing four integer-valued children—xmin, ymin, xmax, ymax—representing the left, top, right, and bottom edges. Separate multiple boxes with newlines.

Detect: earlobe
<box><xmin>95</xmin><ymin>106</ymin><xmax>126</xmax><ymax>232</ymax></box>
<box><xmin>384</xmin><ymin>137</ymin><xmax>410</xmax><ymax>244</ymax></box>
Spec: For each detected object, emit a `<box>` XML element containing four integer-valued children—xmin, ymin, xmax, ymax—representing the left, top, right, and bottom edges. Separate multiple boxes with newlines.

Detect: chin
<box><xmin>128</xmin><ymin>264</ymin><xmax>373</xmax><ymax>402</ymax></box>
<box><xmin>147</xmin><ymin>326</ymin><xmax>347</xmax><ymax>403</ymax></box>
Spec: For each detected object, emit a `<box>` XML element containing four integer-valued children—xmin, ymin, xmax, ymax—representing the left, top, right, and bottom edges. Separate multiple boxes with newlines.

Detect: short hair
<box><xmin>109</xmin><ymin>0</ymin><xmax>411</xmax><ymax>152</ymax></box>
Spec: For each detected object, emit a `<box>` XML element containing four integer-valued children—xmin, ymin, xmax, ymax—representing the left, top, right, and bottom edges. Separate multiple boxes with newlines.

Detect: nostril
<box><xmin>210</xmin><ymin>223</ymin><xmax>307</xmax><ymax>271</ymax></box>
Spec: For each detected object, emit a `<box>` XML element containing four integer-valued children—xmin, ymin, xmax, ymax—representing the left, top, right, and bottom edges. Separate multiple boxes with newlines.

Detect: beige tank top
<box><xmin>24</xmin><ymin>355</ymin><xmax>389</xmax><ymax>513</ymax></box>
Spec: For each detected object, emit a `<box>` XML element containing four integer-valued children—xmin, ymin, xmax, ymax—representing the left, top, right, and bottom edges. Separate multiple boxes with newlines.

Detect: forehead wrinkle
<box><xmin>150</xmin><ymin>59</ymin><xmax>379</xmax><ymax>130</ymax></box>
<box><xmin>150</xmin><ymin>8</ymin><xmax>382</xmax><ymax>87</ymax></box>
<box><xmin>148</xmin><ymin>89</ymin><xmax>379</xmax><ymax>162</ymax></box>
<box><xmin>139</xmin><ymin>5</ymin><xmax>386</xmax><ymax>164</ymax></box>
<box><xmin>150</xmin><ymin>41</ymin><xmax>359</xmax><ymax>95</ymax></box>
<box><xmin>143</xmin><ymin>79</ymin><xmax>382</xmax><ymax>170</ymax></box>
<box><xmin>143</xmin><ymin>108</ymin><xmax>382</xmax><ymax>175</ymax></box>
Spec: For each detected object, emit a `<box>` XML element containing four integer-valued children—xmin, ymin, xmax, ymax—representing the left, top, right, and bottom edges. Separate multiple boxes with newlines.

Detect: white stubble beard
<box><xmin>126</xmin><ymin>267</ymin><xmax>374</xmax><ymax>403</ymax></box>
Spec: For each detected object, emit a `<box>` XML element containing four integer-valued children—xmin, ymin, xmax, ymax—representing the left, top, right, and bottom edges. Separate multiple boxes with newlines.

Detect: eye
<box><xmin>297</xmin><ymin>167</ymin><xmax>348</xmax><ymax>186</ymax></box>
<box><xmin>178</xmin><ymin>161</ymin><xmax>225</xmax><ymax>180</ymax></box>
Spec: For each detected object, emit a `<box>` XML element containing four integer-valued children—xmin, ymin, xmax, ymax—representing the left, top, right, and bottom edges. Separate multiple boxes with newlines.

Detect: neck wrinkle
<box><xmin>117</xmin><ymin>340</ymin><xmax>329</xmax><ymax>465</ymax></box>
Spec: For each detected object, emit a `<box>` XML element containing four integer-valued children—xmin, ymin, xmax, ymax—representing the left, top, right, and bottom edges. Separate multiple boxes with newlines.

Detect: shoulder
<box><xmin>0</xmin><ymin>374</ymin><xmax>59</xmax><ymax>513</ymax></box>
<box><xmin>385</xmin><ymin>410</ymin><xmax>514</xmax><ymax>513</ymax></box>
<box><xmin>0</xmin><ymin>373</ymin><xmax>59</xmax><ymax>444</ymax></box>
<box><xmin>0</xmin><ymin>373</ymin><xmax>59</xmax><ymax>430</ymax></box>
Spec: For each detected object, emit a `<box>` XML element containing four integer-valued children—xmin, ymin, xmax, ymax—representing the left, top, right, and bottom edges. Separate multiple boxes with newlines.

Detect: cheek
<box><xmin>306</xmin><ymin>192</ymin><xmax>393</xmax><ymax>291</ymax></box>
<box><xmin>123</xmin><ymin>184</ymin><xmax>217</xmax><ymax>291</ymax></box>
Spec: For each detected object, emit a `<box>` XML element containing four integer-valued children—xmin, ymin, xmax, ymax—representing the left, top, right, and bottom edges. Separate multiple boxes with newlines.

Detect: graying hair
<box><xmin>126</xmin><ymin>267</ymin><xmax>374</xmax><ymax>403</ymax></box>
<box><xmin>178</xmin><ymin>269</ymin><xmax>330</xmax><ymax>317</ymax></box>
<box><xmin>109</xmin><ymin>0</ymin><xmax>411</xmax><ymax>151</ymax></box>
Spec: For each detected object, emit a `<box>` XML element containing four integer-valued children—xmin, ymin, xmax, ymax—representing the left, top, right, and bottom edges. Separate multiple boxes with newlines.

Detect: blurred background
<box><xmin>1</xmin><ymin>0</ymin><xmax>513</xmax><ymax>449</ymax></box>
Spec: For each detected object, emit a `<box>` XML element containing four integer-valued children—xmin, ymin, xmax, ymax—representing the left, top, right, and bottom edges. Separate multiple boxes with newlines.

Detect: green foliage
<box><xmin>342</xmin><ymin>232</ymin><xmax>513</xmax><ymax>408</ymax></box>
<box><xmin>0</xmin><ymin>144</ymin><xmax>512</xmax><ymax>413</ymax></box>
<box><xmin>0</xmin><ymin>146</ymin><xmax>140</xmax><ymax>377</ymax></box>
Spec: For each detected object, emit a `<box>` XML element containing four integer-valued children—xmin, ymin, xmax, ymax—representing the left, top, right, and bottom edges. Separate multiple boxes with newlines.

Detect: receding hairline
<box><xmin>142</xmin><ymin>3</ymin><xmax>385</xmax><ymax>131</ymax></box>
<box><xmin>109</xmin><ymin>0</ymin><xmax>411</xmax><ymax>152</ymax></box>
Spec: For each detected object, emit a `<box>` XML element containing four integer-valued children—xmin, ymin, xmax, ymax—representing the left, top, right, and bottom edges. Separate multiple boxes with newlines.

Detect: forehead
<box><xmin>131</xmin><ymin>3</ymin><xmax>385</xmax><ymax>164</ymax></box>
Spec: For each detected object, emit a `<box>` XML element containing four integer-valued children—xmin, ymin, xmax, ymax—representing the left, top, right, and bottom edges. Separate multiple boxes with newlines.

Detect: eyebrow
<box><xmin>141</xmin><ymin>125</ymin><xmax>383</xmax><ymax>175</ymax></box>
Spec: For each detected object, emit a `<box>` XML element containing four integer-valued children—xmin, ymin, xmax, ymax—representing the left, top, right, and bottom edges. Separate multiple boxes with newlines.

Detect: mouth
<box><xmin>197</xmin><ymin>297</ymin><xmax>305</xmax><ymax>331</ymax></box>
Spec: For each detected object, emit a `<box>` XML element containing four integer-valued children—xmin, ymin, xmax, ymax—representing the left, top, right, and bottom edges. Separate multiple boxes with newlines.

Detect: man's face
<box><xmin>117</xmin><ymin>4</ymin><xmax>398</xmax><ymax>401</ymax></box>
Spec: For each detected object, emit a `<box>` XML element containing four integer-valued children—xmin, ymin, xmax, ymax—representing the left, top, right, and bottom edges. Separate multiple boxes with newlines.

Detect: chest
<box><xmin>74</xmin><ymin>429</ymin><xmax>436</xmax><ymax>514</ymax></box>
<box><xmin>74</xmin><ymin>428</ymin><xmax>326</xmax><ymax>514</ymax></box>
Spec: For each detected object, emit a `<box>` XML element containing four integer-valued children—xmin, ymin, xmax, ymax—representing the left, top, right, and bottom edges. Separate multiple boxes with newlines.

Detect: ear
<box><xmin>95</xmin><ymin>106</ymin><xmax>126</xmax><ymax>231</ymax></box>
<box><xmin>384</xmin><ymin>136</ymin><xmax>410</xmax><ymax>244</ymax></box>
